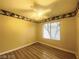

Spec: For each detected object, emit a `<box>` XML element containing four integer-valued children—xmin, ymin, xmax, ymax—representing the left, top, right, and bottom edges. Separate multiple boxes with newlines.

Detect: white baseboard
<box><xmin>37</xmin><ymin>41</ymin><xmax>76</xmax><ymax>54</ymax></box>
<box><xmin>0</xmin><ymin>42</ymin><xmax>37</xmax><ymax>55</ymax></box>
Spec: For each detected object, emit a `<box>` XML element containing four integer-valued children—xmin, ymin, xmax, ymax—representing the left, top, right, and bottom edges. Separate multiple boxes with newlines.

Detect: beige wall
<box><xmin>37</xmin><ymin>17</ymin><xmax>76</xmax><ymax>53</ymax></box>
<box><xmin>0</xmin><ymin>15</ymin><xmax>37</xmax><ymax>53</ymax></box>
<box><xmin>77</xmin><ymin>14</ymin><xmax>79</xmax><ymax>59</ymax></box>
<box><xmin>0</xmin><ymin>14</ymin><xmax>77</xmax><ymax>56</ymax></box>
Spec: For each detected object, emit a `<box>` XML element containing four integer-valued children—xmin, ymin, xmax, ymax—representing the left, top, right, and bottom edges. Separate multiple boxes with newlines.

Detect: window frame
<box><xmin>42</xmin><ymin>22</ymin><xmax>60</xmax><ymax>40</ymax></box>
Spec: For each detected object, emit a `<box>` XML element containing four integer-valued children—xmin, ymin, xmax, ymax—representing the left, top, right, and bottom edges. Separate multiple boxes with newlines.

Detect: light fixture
<box><xmin>28</xmin><ymin>8</ymin><xmax>51</xmax><ymax>20</ymax></box>
<box><xmin>34</xmin><ymin>9</ymin><xmax>51</xmax><ymax>20</ymax></box>
<box><xmin>36</xmin><ymin>9</ymin><xmax>44</xmax><ymax>16</ymax></box>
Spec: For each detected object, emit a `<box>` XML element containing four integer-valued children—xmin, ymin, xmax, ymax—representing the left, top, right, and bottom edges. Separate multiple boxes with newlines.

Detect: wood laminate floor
<box><xmin>0</xmin><ymin>43</ymin><xmax>76</xmax><ymax>59</ymax></box>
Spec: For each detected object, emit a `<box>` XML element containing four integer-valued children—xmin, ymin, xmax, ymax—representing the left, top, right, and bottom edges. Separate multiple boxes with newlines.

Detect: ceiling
<box><xmin>0</xmin><ymin>0</ymin><xmax>78</xmax><ymax>21</ymax></box>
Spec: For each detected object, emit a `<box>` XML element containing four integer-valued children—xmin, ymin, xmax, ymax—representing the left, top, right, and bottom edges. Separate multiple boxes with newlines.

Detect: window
<box><xmin>43</xmin><ymin>22</ymin><xmax>60</xmax><ymax>40</ymax></box>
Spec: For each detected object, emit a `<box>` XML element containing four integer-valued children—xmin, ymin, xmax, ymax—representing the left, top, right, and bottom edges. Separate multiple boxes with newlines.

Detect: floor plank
<box><xmin>0</xmin><ymin>43</ymin><xmax>76</xmax><ymax>59</ymax></box>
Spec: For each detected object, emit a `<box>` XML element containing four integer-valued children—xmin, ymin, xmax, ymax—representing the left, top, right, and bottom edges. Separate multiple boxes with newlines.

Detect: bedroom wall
<box><xmin>0</xmin><ymin>15</ymin><xmax>37</xmax><ymax>53</ymax></box>
<box><xmin>76</xmin><ymin>14</ymin><xmax>79</xmax><ymax>59</ymax></box>
<box><xmin>37</xmin><ymin>17</ymin><xmax>77</xmax><ymax>53</ymax></box>
<box><xmin>0</xmin><ymin>14</ymin><xmax>77</xmax><ymax>56</ymax></box>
